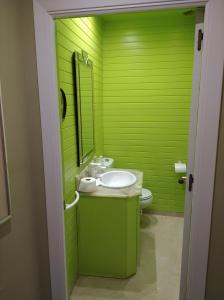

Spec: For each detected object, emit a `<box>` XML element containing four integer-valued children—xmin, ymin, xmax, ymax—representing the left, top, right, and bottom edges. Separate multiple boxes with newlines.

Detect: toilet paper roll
<box><xmin>174</xmin><ymin>161</ymin><xmax>187</xmax><ymax>173</ymax></box>
<box><xmin>79</xmin><ymin>177</ymin><xmax>97</xmax><ymax>192</ymax></box>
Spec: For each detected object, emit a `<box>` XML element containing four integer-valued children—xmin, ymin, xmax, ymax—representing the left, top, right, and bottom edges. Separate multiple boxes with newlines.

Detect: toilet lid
<box><xmin>140</xmin><ymin>188</ymin><xmax>153</xmax><ymax>200</ymax></box>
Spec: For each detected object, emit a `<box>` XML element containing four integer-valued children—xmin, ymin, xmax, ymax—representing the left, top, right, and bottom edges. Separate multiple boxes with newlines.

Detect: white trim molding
<box><xmin>33</xmin><ymin>1</ymin><xmax>68</xmax><ymax>300</ymax></box>
<box><xmin>37</xmin><ymin>0</ymin><xmax>207</xmax><ymax>16</ymax></box>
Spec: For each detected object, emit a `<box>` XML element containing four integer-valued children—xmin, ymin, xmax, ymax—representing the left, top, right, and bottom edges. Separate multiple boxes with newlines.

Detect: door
<box><xmin>180</xmin><ymin>21</ymin><xmax>204</xmax><ymax>300</ymax></box>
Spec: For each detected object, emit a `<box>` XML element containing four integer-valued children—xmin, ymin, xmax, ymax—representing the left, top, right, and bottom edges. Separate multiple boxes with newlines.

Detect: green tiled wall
<box><xmin>102</xmin><ymin>10</ymin><xmax>195</xmax><ymax>212</ymax></box>
<box><xmin>55</xmin><ymin>17</ymin><xmax>103</xmax><ymax>294</ymax></box>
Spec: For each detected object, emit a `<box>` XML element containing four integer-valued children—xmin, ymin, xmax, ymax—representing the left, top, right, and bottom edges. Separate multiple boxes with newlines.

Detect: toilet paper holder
<box><xmin>174</xmin><ymin>161</ymin><xmax>187</xmax><ymax>173</ymax></box>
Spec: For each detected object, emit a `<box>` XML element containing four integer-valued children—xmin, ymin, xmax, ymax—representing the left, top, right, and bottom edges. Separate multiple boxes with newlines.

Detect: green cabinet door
<box><xmin>78</xmin><ymin>195</ymin><xmax>139</xmax><ymax>278</ymax></box>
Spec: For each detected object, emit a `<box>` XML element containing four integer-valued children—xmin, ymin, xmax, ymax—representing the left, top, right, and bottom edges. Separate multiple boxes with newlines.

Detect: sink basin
<box><xmin>98</xmin><ymin>170</ymin><xmax>136</xmax><ymax>188</ymax></box>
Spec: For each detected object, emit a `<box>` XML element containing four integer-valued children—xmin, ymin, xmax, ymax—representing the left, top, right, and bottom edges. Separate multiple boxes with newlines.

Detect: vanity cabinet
<box><xmin>77</xmin><ymin>195</ymin><xmax>139</xmax><ymax>278</ymax></box>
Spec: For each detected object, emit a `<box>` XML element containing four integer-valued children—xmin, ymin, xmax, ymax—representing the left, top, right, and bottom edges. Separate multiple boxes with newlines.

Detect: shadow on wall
<box><xmin>0</xmin><ymin>220</ymin><xmax>11</xmax><ymax>239</ymax></box>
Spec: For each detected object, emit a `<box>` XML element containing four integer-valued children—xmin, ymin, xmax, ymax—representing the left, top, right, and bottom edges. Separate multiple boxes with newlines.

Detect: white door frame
<box><xmin>33</xmin><ymin>1</ymin><xmax>224</xmax><ymax>300</ymax></box>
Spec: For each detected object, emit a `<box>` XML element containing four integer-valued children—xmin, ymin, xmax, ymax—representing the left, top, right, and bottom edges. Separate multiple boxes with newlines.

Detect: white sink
<box><xmin>98</xmin><ymin>170</ymin><xmax>136</xmax><ymax>188</ymax></box>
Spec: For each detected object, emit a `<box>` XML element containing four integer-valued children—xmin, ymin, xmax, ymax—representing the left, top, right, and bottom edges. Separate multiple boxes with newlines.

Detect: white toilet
<box><xmin>139</xmin><ymin>188</ymin><xmax>153</xmax><ymax>210</ymax></box>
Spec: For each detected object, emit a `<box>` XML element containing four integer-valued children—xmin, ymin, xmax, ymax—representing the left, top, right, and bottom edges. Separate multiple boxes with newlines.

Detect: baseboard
<box><xmin>143</xmin><ymin>209</ymin><xmax>184</xmax><ymax>218</ymax></box>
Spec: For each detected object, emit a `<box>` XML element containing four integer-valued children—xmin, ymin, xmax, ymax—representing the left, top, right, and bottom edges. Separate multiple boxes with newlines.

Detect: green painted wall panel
<box><xmin>55</xmin><ymin>16</ymin><xmax>103</xmax><ymax>294</ymax></box>
<box><xmin>102</xmin><ymin>11</ymin><xmax>195</xmax><ymax>213</ymax></box>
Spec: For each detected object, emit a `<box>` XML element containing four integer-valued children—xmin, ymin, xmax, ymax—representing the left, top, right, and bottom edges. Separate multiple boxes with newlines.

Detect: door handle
<box><xmin>178</xmin><ymin>176</ymin><xmax>187</xmax><ymax>184</ymax></box>
<box><xmin>178</xmin><ymin>174</ymin><xmax>194</xmax><ymax>191</ymax></box>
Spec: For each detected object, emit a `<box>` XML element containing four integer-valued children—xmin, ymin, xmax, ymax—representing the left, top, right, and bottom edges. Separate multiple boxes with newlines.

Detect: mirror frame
<box><xmin>72</xmin><ymin>50</ymin><xmax>95</xmax><ymax>166</ymax></box>
<box><xmin>0</xmin><ymin>81</ymin><xmax>11</xmax><ymax>225</ymax></box>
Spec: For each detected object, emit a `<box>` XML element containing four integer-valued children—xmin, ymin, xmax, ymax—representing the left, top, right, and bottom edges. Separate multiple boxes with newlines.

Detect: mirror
<box><xmin>72</xmin><ymin>50</ymin><xmax>95</xmax><ymax>166</ymax></box>
<box><xmin>0</xmin><ymin>82</ymin><xmax>11</xmax><ymax>224</ymax></box>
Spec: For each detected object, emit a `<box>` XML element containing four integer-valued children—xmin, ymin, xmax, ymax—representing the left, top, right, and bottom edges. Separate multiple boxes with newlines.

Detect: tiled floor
<box><xmin>71</xmin><ymin>214</ymin><xmax>184</xmax><ymax>300</ymax></box>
